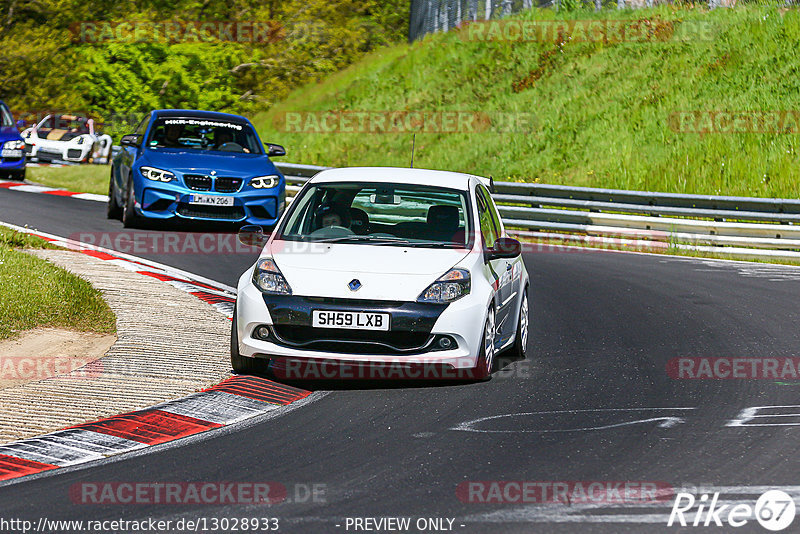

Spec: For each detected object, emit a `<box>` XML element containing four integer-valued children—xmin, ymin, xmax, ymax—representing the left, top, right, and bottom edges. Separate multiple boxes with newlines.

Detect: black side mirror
<box><xmin>265</xmin><ymin>143</ymin><xmax>286</xmax><ymax>157</ymax></box>
<box><xmin>120</xmin><ymin>134</ymin><xmax>141</xmax><ymax>147</ymax></box>
<box><xmin>487</xmin><ymin>237</ymin><xmax>521</xmax><ymax>260</ymax></box>
<box><xmin>238</xmin><ymin>225</ymin><xmax>267</xmax><ymax>247</ymax></box>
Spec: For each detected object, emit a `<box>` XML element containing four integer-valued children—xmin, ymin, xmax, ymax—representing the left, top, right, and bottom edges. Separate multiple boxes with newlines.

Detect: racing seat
<box><xmin>350</xmin><ymin>208</ymin><xmax>370</xmax><ymax>235</ymax></box>
<box><xmin>427</xmin><ymin>205</ymin><xmax>461</xmax><ymax>242</ymax></box>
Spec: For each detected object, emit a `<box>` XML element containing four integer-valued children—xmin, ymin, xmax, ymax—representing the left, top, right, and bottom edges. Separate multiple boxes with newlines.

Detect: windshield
<box><xmin>278</xmin><ymin>182</ymin><xmax>472</xmax><ymax>248</ymax></box>
<box><xmin>0</xmin><ymin>104</ymin><xmax>12</xmax><ymax>127</ymax></box>
<box><xmin>146</xmin><ymin>117</ymin><xmax>262</xmax><ymax>154</ymax></box>
<box><xmin>36</xmin><ymin>115</ymin><xmax>89</xmax><ymax>135</ymax></box>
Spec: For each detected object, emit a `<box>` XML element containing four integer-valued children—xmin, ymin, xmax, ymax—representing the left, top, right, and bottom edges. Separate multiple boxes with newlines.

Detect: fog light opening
<box><xmin>434</xmin><ymin>336</ymin><xmax>457</xmax><ymax>351</ymax></box>
<box><xmin>254</xmin><ymin>325</ymin><xmax>271</xmax><ymax>340</ymax></box>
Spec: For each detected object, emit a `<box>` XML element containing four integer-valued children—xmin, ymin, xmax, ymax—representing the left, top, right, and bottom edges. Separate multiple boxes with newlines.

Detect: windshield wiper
<box><xmin>317</xmin><ymin>236</ymin><xmax>464</xmax><ymax>248</ymax></box>
<box><xmin>316</xmin><ymin>236</ymin><xmax>402</xmax><ymax>244</ymax></box>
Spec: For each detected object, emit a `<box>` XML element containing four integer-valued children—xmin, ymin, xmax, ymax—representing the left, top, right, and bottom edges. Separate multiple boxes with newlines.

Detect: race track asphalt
<box><xmin>2</xmin><ymin>188</ymin><xmax>800</xmax><ymax>533</ymax></box>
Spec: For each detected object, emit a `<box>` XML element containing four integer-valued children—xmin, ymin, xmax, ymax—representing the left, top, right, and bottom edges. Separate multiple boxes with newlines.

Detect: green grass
<box><xmin>26</xmin><ymin>165</ymin><xmax>110</xmax><ymax>195</ymax></box>
<box><xmin>0</xmin><ymin>227</ymin><xmax>116</xmax><ymax>340</ymax></box>
<box><xmin>254</xmin><ymin>5</ymin><xmax>800</xmax><ymax>198</ymax></box>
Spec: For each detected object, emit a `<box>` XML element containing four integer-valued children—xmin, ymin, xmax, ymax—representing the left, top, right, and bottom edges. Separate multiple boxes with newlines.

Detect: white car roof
<box><xmin>308</xmin><ymin>167</ymin><xmax>489</xmax><ymax>191</ymax></box>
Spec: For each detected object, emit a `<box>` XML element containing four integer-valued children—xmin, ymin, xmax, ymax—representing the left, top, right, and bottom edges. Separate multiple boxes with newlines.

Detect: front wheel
<box><xmin>473</xmin><ymin>306</ymin><xmax>496</xmax><ymax>380</ymax></box>
<box><xmin>107</xmin><ymin>173</ymin><xmax>122</xmax><ymax>220</ymax></box>
<box><xmin>230</xmin><ymin>307</ymin><xmax>269</xmax><ymax>375</ymax></box>
<box><xmin>122</xmin><ymin>177</ymin><xmax>141</xmax><ymax>228</ymax></box>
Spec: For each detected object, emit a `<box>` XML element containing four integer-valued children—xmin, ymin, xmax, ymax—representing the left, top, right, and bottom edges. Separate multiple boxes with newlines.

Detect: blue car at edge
<box><xmin>0</xmin><ymin>100</ymin><xmax>26</xmax><ymax>180</ymax></box>
<box><xmin>109</xmin><ymin>109</ymin><xmax>287</xmax><ymax>228</ymax></box>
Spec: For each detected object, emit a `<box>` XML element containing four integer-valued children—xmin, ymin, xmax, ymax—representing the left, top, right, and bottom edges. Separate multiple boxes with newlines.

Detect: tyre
<box><xmin>507</xmin><ymin>287</ymin><xmax>529</xmax><ymax>360</ymax></box>
<box><xmin>230</xmin><ymin>307</ymin><xmax>268</xmax><ymax>375</ymax></box>
<box><xmin>122</xmin><ymin>176</ymin><xmax>141</xmax><ymax>228</ymax></box>
<box><xmin>472</xmin><ymin>306</ymin><xmax>496</xmax><ymax>380</ymax></box>
<box><xmin>106</xmin><ymin>172</ymin><xmax>122</xmax><ymax>220</ymax></box>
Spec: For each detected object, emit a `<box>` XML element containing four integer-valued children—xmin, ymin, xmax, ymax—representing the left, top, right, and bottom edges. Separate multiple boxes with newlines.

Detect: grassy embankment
<box><xmin>253</xmin><ymin>5</ymin><xmax>800</xmax><ymax>198</ymax></box>
<box><xmin>0</xmin><ymin>227</ymin><xmax>116</xmax><ymax>340</ymax></box>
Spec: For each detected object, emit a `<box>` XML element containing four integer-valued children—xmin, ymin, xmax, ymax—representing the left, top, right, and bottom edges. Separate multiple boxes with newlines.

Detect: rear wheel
<box><xmin>106</xmin><ymin>172</ymin><xmax>122</xmax><ymax>219</ymax></box>
<box><xmin>230</xmin><ymin>307</ymin><xmax>269</xmax><ymax>375</ymax></box>
<box><xmin>473</xmin><ymin>306</ymin><xmax>496</xmax><ymax>380</ymax></box>
<box><xmin>508</xmin><ymin>287</ymin><xmax>529</xmax><ymax>360</ymax></box>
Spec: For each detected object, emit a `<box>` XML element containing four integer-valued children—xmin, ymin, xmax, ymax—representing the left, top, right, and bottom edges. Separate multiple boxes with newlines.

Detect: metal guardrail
<box><xmin>274</xmin><ymin>162</ymin><xmax>800</xmax><ymax>259</ymax></box>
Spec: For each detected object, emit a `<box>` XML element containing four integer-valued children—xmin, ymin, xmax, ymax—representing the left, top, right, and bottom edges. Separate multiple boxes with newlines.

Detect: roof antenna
<box><xmin>410</xmin><ymin>134</ymin><xmax>416</xmax><ymax>168</ymax></box>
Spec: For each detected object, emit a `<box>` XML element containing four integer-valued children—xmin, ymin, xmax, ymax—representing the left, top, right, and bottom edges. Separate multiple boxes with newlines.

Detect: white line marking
<box><xmin>71</xmin><ymin>193</ymin><xmax>109</xmax><ymax>202</ymax></box>
<box><xmin>0</xmin><ymin>221</ymin><xmax>236</xmax><ymax>293</ymax></box>
<box><xmin>452</xmin><ymin>408</ymin><xmax>697</xmax><ymax>433</ymax></box>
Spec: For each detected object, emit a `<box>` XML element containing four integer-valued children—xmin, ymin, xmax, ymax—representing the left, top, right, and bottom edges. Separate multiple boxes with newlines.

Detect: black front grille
<box><xmin>215</xmin><ymin>177</ymin><xmax>242</xmax><ymax>193</ymax></box>
<box><xmin>249</xmin><ymin>204</ymin><xmax>274</xmax><ymax>219</ymax></box>
<box><xmin>66</xmin><ymin>149</ymin><xmax>83</xmax><ymax>159</ymax></box>
<box><xmin>177</xmin><ymin>204</ymin><xmax>245</xmax><ymax>220</ymax></box>
<box><xmin>271</xmin><ymin>325</ymin><xmax>433</xmax><ymax>355</ymax></box>
<box><xmin>36</xmin><ymin>149</ymin><xmax>61</xmax><ymax>161</ymax></box>
<box><xmin>184</xmin><ymin>174</ymin><xmax>212</xmax><ymax>191</ymax></box>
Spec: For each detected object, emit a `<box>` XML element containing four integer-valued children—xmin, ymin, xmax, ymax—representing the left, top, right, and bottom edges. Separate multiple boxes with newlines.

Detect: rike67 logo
<box><xmin>668</xmin><ymin>490</ymin><xmax>796</xmax><ymax>531</ymax></box>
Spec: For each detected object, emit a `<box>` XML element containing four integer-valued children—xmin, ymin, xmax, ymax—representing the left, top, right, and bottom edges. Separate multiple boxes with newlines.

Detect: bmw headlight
<box><xmin>3</xmin><ymin>140</ymin><xmax>25</xmax><ymax>150</ymax></box>
<box><xmin>418</xmin><ymin>268</ymin><xmax>471</xmax><ymax>303</ymax></box>
<box><xmin>250</xmin><ymin>175</ymin><xmax>280</xmax><ymax>189</ymax></box>
<box><xmin>140</xmin><ymin>166</ymin><xmax>175</xmax><ymax>183</ymax></box>
<box><xmin>252</xmin><ymin>258</ymin><xmax>292</xmax><ymax>295</ymax></box>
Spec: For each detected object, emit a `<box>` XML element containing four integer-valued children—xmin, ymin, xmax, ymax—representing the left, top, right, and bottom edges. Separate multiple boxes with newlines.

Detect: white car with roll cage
<box><xmin>232</xmin><ymin>167</ymin><xmax>530</xmax><ymax>379</ymax></box>
<box><xmin>22</xmin><ymin>114</ymin><xmax>113</xmax><ymax>164</ymax></box>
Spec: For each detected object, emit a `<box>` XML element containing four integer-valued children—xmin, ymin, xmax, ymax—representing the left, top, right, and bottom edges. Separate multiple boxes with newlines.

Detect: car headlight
<box><xmin>140</xmin><ymin>166</ymin><xmax>175</xmax><ymax>183</ymax></box>
<box><xmin>250</xmin><ymin>175</ymin><xmax>280</xmax><ymax>189</ymax></box>
<box><xmin>75</xmin><ymin>137</ymin><xmax>84</xmax><ymax>144</ymax></box>
<box><xmin>3</xmin><ymin>140</ymin><xmax>25</xmax><ymax>150</ymax></box>
<box><xmin>252</xmin><ymin>258</ymin><xmax>292</xmax><ymax>295</ymax></box>
<box><xmin>417</xmin><ymin>268</ymin><xmax>470</xmax><ymax>303</ymax></box>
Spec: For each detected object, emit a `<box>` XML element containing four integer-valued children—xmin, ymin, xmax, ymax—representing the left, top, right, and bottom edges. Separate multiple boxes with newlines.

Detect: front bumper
<box><xmin>0</xmin><ymin>156</ymin><xmax>26</xmax><ymax>175</ymax></box>
<box><xmin>235</xmin><ymin>275</ymin><xmax>487</xmax><ymax>373</ymax></box>
<box><xmin>31</xmin><ymin>144</ymin><xmax>90</xmax><ymax>162</ymax></box>
<box><xmin>134</xmin><ymin>180</ymin><xmax>286</xmax><ymax>225</ymax></box>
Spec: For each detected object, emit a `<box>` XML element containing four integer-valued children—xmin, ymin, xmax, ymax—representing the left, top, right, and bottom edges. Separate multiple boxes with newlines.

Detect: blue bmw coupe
<box><xmin>109</xmin><ymin>109</ymin><xmax>287</xmax><ymax>228</ymax></box>
<box><xmin>0</xmin><ymin>101</ymin><xmax>26</xmax><ymax>180</ymax></box>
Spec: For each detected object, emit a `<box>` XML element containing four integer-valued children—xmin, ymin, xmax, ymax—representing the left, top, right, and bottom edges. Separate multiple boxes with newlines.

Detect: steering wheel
<box><xmin>217</xmin><ymin>142</ymin><xmax>245</xmax><ymax>152</ymax></box>
<box><xmin>310</xmin><ymin>226</ymin><xmax>354</xmax><ymax>238</ymax></box>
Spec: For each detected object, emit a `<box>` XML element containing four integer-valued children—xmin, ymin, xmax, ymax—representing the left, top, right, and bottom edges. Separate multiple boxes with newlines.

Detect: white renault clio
<box><xmin>232</xmin><ymin>167</ymin><xmax>529</xmax><ymax>379</ymax></box>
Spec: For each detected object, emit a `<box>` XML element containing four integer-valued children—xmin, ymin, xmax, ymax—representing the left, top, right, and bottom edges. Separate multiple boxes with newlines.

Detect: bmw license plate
<box><xmin>1</xmin><ymin>149</ymin><xmax>23</xmax><ymax>159</ymax></box>
<box><xmin>312</xmin><ymin>310</ymin><xmax>390</xmax><ymax>331</ymax></box>
<box><xmin>188</xmin><ymin>194</ymin><xmax>234</xmax><ymax>206</ymax></box>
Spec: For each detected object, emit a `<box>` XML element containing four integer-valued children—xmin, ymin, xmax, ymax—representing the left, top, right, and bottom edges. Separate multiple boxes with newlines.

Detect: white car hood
<box><xmin>269</xmin><ymin>242</ymin><xmax>471</xmax><ymax>301</ymax></box>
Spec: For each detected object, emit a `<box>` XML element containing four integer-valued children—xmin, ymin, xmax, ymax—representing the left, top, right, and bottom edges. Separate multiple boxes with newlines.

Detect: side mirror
<box><xmin>265</xmin><ymin>143</ymin><xmax>286</xmax><ymax>157</ymax></box>
<box><xmin>238</xmin><ymin>225</ymin><xmax>267</xmax><ymax>247</ymax></box>
<box><xmin>487</xmin><ymin>237</ymin><xmax>521</xmax><ymax>260</ymax></box>
<box><xmin>15</xmin><ymin>119</ymin><xmax>25</xmax><ymax>130</ymax></box>
<box><xmin>120</xmin><ymin>134</ymin><xmax>141</xmax><ymax>147</ymax></box>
